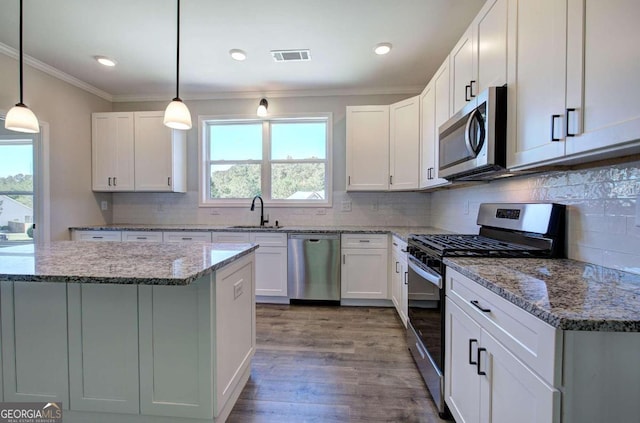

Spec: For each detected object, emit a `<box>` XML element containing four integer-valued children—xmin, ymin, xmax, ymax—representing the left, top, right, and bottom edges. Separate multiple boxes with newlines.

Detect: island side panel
<box><xmin>0</xmin><ymin>281</ymin><xmax>69</xmax><ymax>406</ymax></box>
<box><xmin>138</xmin><ymin>275</ymin><xmax>214</xmax><ymax>420</ymax></box>
<box><xmin>214</xmin><ymin>253</ymin><xmax>256</xmax><ymax>419</ymax></box>
<box><xmin>68</xmin><ymin>284</ymin><xmax>139</xmax><ymax>414</ymax></box>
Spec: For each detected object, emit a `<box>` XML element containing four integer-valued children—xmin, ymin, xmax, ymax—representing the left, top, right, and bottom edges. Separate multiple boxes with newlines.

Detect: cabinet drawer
<box><xmin>121</xmin><ymin>231</ymin><xmax>163</xmax><ymax>242</ymax></box>
<box><xmin>341</xmin><ymin>233</ymin><xmax>388</xmax><ymax>249</ymax></box>
<box><xmin>250</xmin><ymin>232</ymin><xmax>287</xmax><ymax>247</ymax></box>
<box><xmin>391</xmin><ymin>235</ymin><xmax>407</xmax><ymax>254</ymax></box>
<box><xmin>163</xmin><ymin>231</ymin><xmax>212</xmax><ymax>243</ymax></box>
<box><xmin>72</xmin><ymin>230</ymin><xmax>122</xmax><ymax>242</ymax></box>
<box><xmin>211</xmin><ymin>232</ymin><xmax>251</xmax><ymax>243</ymax></box>
<box><xmin>446</xmin><ymin>267</ymin><xmax>560</xmax><ymax>385</ymax></box>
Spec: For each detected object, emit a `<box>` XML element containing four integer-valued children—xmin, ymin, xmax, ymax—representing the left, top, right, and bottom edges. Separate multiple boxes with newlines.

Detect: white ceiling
<box><xmin>0</xmin><ymin>0</ymin><xmax>485</xmax><ymax>102</ymax></box>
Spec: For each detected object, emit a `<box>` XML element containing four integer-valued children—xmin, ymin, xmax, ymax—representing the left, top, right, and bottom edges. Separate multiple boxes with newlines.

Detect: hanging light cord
<box><xmin>17</xmin><ymin>0</ymin><xmax>25</xmax><ymax>106</ymax></box>
<box><xmin>174</xmin><ymin>0</ymin><xmax>180</xmax><ymax>101</ymax></box>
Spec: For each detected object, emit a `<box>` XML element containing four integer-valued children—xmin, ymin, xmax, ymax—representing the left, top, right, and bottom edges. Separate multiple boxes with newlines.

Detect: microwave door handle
<box><xmin>408</xmin><ymin>258</ymin><xmax>442</xmax><ymax>289</ymax></box>
<box><xmin>464</xmin><ymin>112</ymin><xmax>478</xmax><ymax>158</ymax></box>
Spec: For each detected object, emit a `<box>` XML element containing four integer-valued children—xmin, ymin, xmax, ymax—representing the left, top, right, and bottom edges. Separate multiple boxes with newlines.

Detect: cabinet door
<box><xmin>565</xmin><ymin>0</ymin><xmax>640</xmax><ymax>156</ymax></box>
<box><xmin>1</xmin><ymin>282</ymin><xmax>69</xmax><ymax>406</ymax></box>
<box><xmin>390</xmin><ymin>243</ymin><xmax>403</xmax><ymax>315</ymax></box>
<box><xmin>474</xmin><ymin>0</ymin><xmax>508</xmax><ymax>95</ymax></box>
<box><xmin>389</xmin><ymin>96</ymin><xmax>420</xmax><ymax>190</ymax></box>
<box><xmin>399</xmin><ymin>254</ymin><xmax>409</xmax><ymax>327</ymax></box>
<box><xmin>481</xmin><ymin>331</ymin><xmax>559</xmax><ymax>423</ymax></box>
<box><xmin>450</xmin><ymin>26</ymin><xmax>475</xmax><ymax>115</ymax></box>
<box><xmin>445</xmin><ymin>299</ymin><xmax>482</xmax><ymax>423</ymax></box>
<box><xmin>139</xmin><ymin>276</ymin><xmax>213</xmax><ymax>419</ymax></box>
<box><xmin>432</xmin><ymin>59</ymin><xmax>452</xmax><ymax>187</ymax></box>
<box><xmin>254</xmin><ymin>246</ymin><xmax>288</xmax><ymax>297</ymax></box>
<box><xmin>92</xmin><ymin>113</ymin><xmax>134</xmax><ymax>191</ymax></box>
<box><xmin>507</xmin><ymin>0</ymin><xmax>567</xmax><ymax>169</ymax></box>
<box><xmin>419</xmin><ymin>82</ymin><xmax>436</xmax><ymax>189</ymax></box>
<box><xmin>346</xmin><ymin>105</ymin><xmax>390</xmax><ymax>191</ymax></box>
<box><xmin>72</xmin><ymin>230</ymin><xmax>122</xmax><ymax>241</ymax></box>
<box><xmin>134</xmin><ymin>112</ymin><xmax>174</xmax><ymax>192</ymax></box>
<box><xmin>341</xmin><ymin>249</ymin><xmax>388</xmax><ymax>299</ymax></box>
<box><xmin>68</xmin><ymin>284</ymin><xmax>139</xmax><ymax>414</ymax></box>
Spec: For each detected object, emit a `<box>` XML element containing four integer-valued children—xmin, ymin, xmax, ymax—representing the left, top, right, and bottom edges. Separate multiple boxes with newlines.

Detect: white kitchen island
<box><xmin>0</xmin><ymin>241</ymin><xmax>257</xmax><ymax>423</ymax></box>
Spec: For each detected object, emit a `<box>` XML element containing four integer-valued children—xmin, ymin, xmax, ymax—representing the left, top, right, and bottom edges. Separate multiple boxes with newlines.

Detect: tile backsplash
<box><xmin>112</xmin><ymin>190</ymin><xmax>432</xmax><ymax>228</ymax></box>
<box><xmin>431</xmin><ymin>159</ymin><xmax>640</xmax><ymax>275</ymax></box>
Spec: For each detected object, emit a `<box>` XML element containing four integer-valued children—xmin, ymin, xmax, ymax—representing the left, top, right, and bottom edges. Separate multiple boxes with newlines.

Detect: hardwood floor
<box><xmin>227</xmin><ymin>304</ymin><xmax>445</xmax><ymax>423</ymax></box>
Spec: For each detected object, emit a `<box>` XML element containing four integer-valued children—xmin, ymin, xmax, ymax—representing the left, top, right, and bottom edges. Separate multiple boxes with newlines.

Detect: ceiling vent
<box><xmin>271</xmin><ymin>49</ymin><xmax>311</xmax><ymax>62</ymax></box>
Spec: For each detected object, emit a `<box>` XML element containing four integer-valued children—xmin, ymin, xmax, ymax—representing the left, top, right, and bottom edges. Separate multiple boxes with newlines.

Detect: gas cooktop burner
<box><xmin>410</xmin><ymin>234</ymin><xmax>550</xmax><ymax>257</ymax></box>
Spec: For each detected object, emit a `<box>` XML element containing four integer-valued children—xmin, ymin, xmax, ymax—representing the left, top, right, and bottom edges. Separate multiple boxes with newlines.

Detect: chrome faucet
<box><xmin>250</xmin><ymin>195</ymin><xmax>269</xmax><ymax>227</ymax></box>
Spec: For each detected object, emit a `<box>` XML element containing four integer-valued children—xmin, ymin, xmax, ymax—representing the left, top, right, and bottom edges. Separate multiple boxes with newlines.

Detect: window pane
<box><xmin>271</xmin><ymin>122</ymin><xmax>326</xmax><ymax>160</ymax></box>
<box><xmin>0</xmin><ymin>143</ymin><xmax>33</xmax><ymax>192</ymax></box>
<box><xmin>210</xmin><ymin>124</ymin><xmax>262</xmax><ymax>160</ymax></box>
<box><xmin>210</xmin><ymin>164</ymin><xmax>261</xmax><ymax>199</ymax></box>
<box><xmin>271</xmin><ymin>163</ymin><xmax>325</xmax><ymax>200</ymax></box>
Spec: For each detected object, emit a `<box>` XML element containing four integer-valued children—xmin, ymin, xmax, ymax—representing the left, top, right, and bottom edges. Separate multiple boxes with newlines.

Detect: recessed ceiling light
<box><xmin>94</xmin><ymin>56</ymin><xmax>117</xmax><ymax>67</ymax></box>
<box><xmin>374</xmin><ymin>43</ymin><xmax>392</xmax><ymax>55</ymax></box>
<box><xmin>229</xmin><ymin>49</ymin><xmax>247</xmax><ymax>61</ymax></box>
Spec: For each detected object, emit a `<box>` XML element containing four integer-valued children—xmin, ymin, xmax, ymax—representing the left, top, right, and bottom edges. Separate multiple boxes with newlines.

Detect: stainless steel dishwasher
<box><xmin>288</xmin><ymin>233</ymin><xmax>341</xmax><ymax>303</ymax></box>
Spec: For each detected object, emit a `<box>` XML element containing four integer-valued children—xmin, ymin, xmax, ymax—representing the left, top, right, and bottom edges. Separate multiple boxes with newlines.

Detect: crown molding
<box><xmin>0</xmin><ymin>42</ymin><xmax>113</xmax><ymax>102</ymax></box>
<box><xmin>111</xmin><ymin>86</ymin><xmax>424</xmax><ymax>103</ymax></box>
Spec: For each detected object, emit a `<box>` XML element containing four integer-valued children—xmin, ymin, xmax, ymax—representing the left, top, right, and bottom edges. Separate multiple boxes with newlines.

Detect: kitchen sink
<box><xmin>227</xmin><ymin>225</ymin><xmax>284</xmax><ymax>229</ymax></box>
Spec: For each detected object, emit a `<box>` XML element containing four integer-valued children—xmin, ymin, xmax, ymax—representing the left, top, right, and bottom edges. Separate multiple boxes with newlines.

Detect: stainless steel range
<box><xmin>406</xmin><ymin>203</ymin><xmax>566</xmax><ymax>418</ymax></box>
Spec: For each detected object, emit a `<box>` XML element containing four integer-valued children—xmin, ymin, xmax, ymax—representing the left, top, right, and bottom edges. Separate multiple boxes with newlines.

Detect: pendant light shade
<box><xmin>5</xmin><ymin>0</ymin><xmax>39</xmax><ymax>134</ymax></box>
<box><xmin>257</xmin><ymin>98</ymin><xmax>268</xmax><ymax>117</ymax></box>
<box><xmin>163</xmin><ymin>0</ymin><xmax>192</xmax><ymax>130</ymax></box>
<box><xmin>5</xmin><ymin>103</ymin><xmax>39</xmax><ymax>133</ymax></box>
<box><xmin>164</xmin><ymin>99</ymin><xmax>192</xmax><ymax>130</ymax></box>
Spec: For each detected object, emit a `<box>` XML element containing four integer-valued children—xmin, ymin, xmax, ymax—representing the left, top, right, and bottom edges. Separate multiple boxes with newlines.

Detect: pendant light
<box><xmin>5</xmin><ymin>0</ymin><xmax>39</xmax><ymax>134</ymax></box>
<box><xmin>256</xmin><ymin>98</ymin><xmax>268</xmax><ymax>117</ymax></box>
<box><xmin>163</xmin><ymin>0</ymin><xmax>192</xmax><ymax>130</ymax></box>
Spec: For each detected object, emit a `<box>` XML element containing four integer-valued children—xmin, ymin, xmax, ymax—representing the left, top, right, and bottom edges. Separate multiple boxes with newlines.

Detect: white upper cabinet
<box><xmin>389</xmin><ymin>96</ymin><xmax>420</xmax><ymax>190</ymax></box>
<box><xmin>564</xmin><ymin>0</ymin><xmax>640</xmax><ymax>157</ymax></box>
<box><xmin>134</xmin><ymin>112</ymin><xmax>186</xmax><ymax>192</ymax></box>
<box><xmin>506</xmin><ymin>0</ymin><xmax>568</xmax><ymax>169</ymax></box>
<box><xmin>92</xmin><ymin>112</ymin><xmax>186</xmax><ymax>192</ymax></box>
<box><xmin>346</xmin><ymin>105</ymin><xmax>390</xmax><ymax>191</ymax></box>
<box><xmin>450</xmin><ymin>0</ymin><xmax>508</xmax><ymax>116</ymax></box>
<box><xmin>92</xmin><ymin>113</ymin><xmax>135</xmax><ymax>191</ymax></box>
<box><xmin>420</xmin><ymin>59</ymin><xmax>451</xmax><ymax>189</ymax></box>
<box><xmin>508</xmin><ymin>0</ymin><xmax>640</xmax><ymax>170</ymax></box>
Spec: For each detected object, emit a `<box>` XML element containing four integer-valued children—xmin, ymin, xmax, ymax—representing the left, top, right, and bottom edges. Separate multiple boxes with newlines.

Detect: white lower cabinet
<box><xmin>212</xmin><ymin>232</ymin><xmax>287</xmax><ymax>299</ymax></box>
<box><xmin>139</xmin><ymin>254</ymin><xmax>255</xmax><ymax>420</ymax></box>
<box><xmin>72</xmin><ymin>230</ymin><xmax>122</xmax><ymax>241</ymax></box>
<box><xmin>0</xmin><ymin>282</ymin><xmax>69</xmax><ymax>406</ymax></box>
<box><xmin>341</xmin><ymin>234</ymin><xmax>389</xmax><ymax>299</ymax></box>
<box><xmin>121</xmin><ymin>231</ymin><xmax>163</xmax><ymax>242</ymax></box>
<box><xmin>68</xmin><ymin>284</ymin><xmax>139</xmax><ymax>414</ymax></box>
<box><xmin>163</xmin><ymin>231</ymin><xmax>213</xmax><ymax>243</ymax></box>
<box><xmin>390</xmin><ymin>236</ymin><xmax>408</xmax><ymax>326</ymax></box>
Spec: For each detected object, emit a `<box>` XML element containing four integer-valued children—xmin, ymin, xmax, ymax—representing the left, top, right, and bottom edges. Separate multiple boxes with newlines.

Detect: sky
<box><xmin>210</xmin><ymin>122</ymin><xmax>326</xmax><ymax>161</ymax></box>
<box><xmin>0</xmin><ymin>143</ymin><xmax>33</xmax><ymax>178</ymax></box>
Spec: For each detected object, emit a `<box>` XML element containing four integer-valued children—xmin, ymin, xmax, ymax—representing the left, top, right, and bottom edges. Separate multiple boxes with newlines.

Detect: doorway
<box><xmin>0</xmin><ymin>116</ymin><xmax>49</xmax><ymax>247</ymax></box>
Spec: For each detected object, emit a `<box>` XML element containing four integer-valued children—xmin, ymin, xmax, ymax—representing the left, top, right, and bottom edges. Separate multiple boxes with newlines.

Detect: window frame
<box><xmin>199</xmin><ymin>113</ymin><xmax>333</xmax><ymax>207</ymax></box>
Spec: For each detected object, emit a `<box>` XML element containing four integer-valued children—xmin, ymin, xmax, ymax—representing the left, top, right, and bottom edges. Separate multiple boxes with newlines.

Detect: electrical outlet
<box><xmin>100</xmin><ymin>201</ymin><xmax>108</xmax><ymax>211</ymax></box>
<box><xmin>233</xmin><ymin>281</ymin><xmax>243</xmax><ymax>299</ymax></box>
<box><xmin>372</xmin><ymin>199</ymin><xmax>379</xmax><ymax>211</ymax></box>
<box><xmin>316</xmin><ymin>208</ymin><xmax>327</xmax><ymax>215</ymax></box>
<box><xmin>341</xmin><ymin>200</ymin><xmax>352</xmax><ymax>212</ymax></box>
<box><xmin>209</xmin><ymin>209</ymin><xmax>220</xmax><ymax>215</ymax></box>
<box><xmin>463</xmin><ymin>200</ymin><xmax>470</xmax><ymax>215</ymax></box>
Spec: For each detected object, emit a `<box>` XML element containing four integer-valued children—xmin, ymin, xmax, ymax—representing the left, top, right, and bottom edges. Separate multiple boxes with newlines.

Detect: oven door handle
<box><xmin>408</xmin><ymin>258</ymin><xmax>442</xmax><ymax>289</ymax></box>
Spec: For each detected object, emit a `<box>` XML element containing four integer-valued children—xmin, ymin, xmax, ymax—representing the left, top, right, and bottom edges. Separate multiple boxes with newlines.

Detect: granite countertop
<box><xmin>0</xmin><ymin>241</ymin><xmax>258</xmax><ymax>285</ymax></box>
<box><xmin>444</xmin><ymin>257</ymin><xmax>640</xmax><ymax>332</ymax></box>
<box><xmin>69</xmin><ymin>224</ymin><xmax>449</xmax><ymax>242</ymax></box>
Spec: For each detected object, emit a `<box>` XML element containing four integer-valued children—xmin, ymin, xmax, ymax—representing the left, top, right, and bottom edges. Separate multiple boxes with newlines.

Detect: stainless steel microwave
<box><xmin>438</xmin><ymin>86</ymin><xmax>507</xmax><ymax>181</ymax></box>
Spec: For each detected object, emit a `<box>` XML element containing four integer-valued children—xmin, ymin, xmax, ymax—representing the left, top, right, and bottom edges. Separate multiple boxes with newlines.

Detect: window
<box><xmin>0</xmin><ymin>139</ymin><xmax>34</xmax><ymax>245</ymax></box>
<box><xmin>200</xmin><ymin>114</ymin><xmax>332</xmax><ymax>206</ymax></box>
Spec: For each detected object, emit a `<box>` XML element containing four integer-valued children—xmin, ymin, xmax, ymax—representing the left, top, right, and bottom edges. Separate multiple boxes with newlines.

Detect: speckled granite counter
<box><xmin>0</xmin><ymin>241</ymin><xmax>257</xmax><ymax>285</ymax></box>
<box><xmin>444</xmin><ymin>257</ymin><xmax>640</xmax><ymax>332</ymax></box>
<box><xmin>69</xmin><ymin>224</ymin><xmax>450</xmax><ymax>242</ymax></box>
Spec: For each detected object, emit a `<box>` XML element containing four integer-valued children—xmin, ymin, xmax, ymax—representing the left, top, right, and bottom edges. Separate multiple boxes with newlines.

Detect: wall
<box><xmin>0</xmin><ymin>54</ymin><xmax>112</xmax><ymax>240</ymax></box>
<box><xmin>431</xmin><ymin>159</ymin><xmax>640</xmax><ymax>275</ymax></box>
<box><xmin>112</xmin><ymin>95</ymin><xmax>431</xmax><ymax>227</ymax></box>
